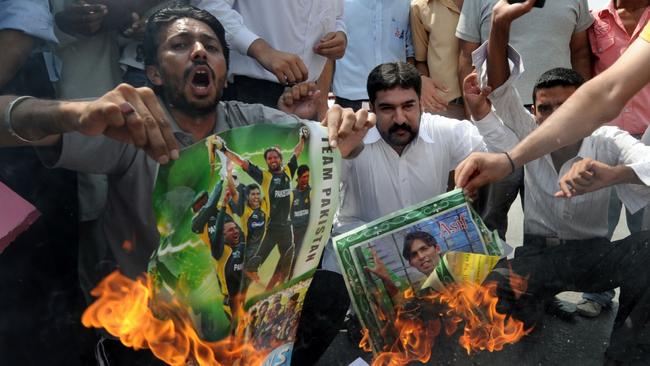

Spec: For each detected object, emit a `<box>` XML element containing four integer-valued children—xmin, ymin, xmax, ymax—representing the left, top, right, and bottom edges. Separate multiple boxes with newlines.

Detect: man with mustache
<box><xmin>0</xmin><ymin>3</ymin><xmax>372</xmax><ymax>363</ymax></box>
<box><xmin>306</xmin><ymin>61</ymin><xmax>489</xmax><ymax>359</ymax></box>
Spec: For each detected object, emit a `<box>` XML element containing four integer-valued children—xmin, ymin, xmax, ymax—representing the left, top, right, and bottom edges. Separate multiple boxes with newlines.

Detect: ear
<box><xmin>530</xmin><ymin>104</ymin><xmax>536</xmax><ymax>115</ymax></box>
<box><xmin>146</xmin><ymin>65</ymin><xmax>163</xmax><ymax>86</ymax></box>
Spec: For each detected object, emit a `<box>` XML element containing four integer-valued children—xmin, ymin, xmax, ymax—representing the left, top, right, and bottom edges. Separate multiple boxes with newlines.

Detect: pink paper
<box><xmin>0</xmin><ymin>182</ymin><xmax>40</xmax><ymax>253</ymax></box>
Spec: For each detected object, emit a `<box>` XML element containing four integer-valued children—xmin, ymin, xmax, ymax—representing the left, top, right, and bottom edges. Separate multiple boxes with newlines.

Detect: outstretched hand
<box><xmin>277</xmin><ymin>82</ymin><xmax>322</xmax><ymax>120</ymax></box>
<box><xmin>321</xmin><ymin>105</ymin><xmax>376</xmax><ymax>158</ymax></box>
<box><xmin>455</xmin><ymin>152</ymin><xmax>513</xmax><ymax>195</ymax></box>
<box><xmin>77</xmin><ymin>83</ymin><xmax>179</xmax><ymax>164</ymax></box>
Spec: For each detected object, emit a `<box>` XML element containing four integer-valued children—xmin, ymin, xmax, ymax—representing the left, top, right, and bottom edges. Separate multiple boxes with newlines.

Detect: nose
<box><xmin>394</xmin><ymin>107</ymin><xmax>407</xmax><ymax>124</ymax></box>
<box><xmin>191</xmin><ymin>41</ymin><xmax>207</xmax><ymax>61</ymax></box>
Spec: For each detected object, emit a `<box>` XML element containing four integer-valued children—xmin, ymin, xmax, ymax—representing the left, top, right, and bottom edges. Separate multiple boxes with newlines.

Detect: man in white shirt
<box><xmin>195</xmin><ymin>0</ymin><xmax>347</xmax><ymax>107</ymax></box>
<box><xmin>467</xmin><ymin>1</ymin><xmax>650</xmax><ymax>363</ymax></box>
<box><xmin>301</xmin><ymin>61</ymin><xmax>488</xmax><ymax>362</ymax></box>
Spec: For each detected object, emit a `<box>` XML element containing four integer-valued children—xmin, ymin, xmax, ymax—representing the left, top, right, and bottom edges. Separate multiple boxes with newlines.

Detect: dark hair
<box><xmin>402</xmin><ymin>231</ymin><xmax>437</xmax><ymax>261</ymax></box>
<box><xmin>143</xmin><ymin>2</ymin><xmax>229</xmax><ymax>68</ymax></box>
<box><xmin>367</xmin><ymin>62</ymin><xmax>421</xmax><ymax>105</ymax></box>
<box><xmin>532</xmin><ymin>68</ymin><xmax>584</xmax><ymax>104</ymax></box>
<box><xmin>247</xmin><ymin>183</ymin><xmax>260</xmax><ymax>192</ymax></box>
<box><xmin>264</xmin><ymin>147</ymin><xmax>282</xmax><ymax>160</ymax></box>
<box><xmin>297</xmin><ymin>164</ymin><xmax>310</xmax><ymax>178</ymax></box>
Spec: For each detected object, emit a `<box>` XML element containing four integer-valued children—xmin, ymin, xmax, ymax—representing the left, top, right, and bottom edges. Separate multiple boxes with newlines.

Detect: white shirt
<box><xmin>332</xmin><ymin>0</ymin><xmax>413</xmax><ymax>100</ymax></box>
<box><xmin>336</xmin><ymin>115</ymin><xmax>487</xmax><ymax>227</ymax></box>
<box><xmin>472</xmin><ymin>43</ymin><xmax>650</xmax><ymax>240</ymax></box>
<box><xmin>196</xmin><ymin>0</ymin><xmax>346</xmax><ymax>83</ymax></box>
<box><xmin>321</xmin><ymin>114</ymin><xmax>487</xmax><ymax>272</ymax></box>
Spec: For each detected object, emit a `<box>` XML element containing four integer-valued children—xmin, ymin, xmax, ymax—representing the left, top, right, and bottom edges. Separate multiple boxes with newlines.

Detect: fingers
<box><xmin>100</xmin><ymin>84</ymin><xmax>179</xmax><ymax>164</ymax></box>
<box><xmin>138</xmin><ymin>87</ymin><xmax>179</xmax><ymax>160</ymax></box>
<box><xmin>337</xmin><ymin>107</ymin><xmax>358</xmax><ymax>139</ymax></box>
<box><xmin>324</xmin><ymin>105</ymin><xmax>343</xmax><ymax>148</ymax></box>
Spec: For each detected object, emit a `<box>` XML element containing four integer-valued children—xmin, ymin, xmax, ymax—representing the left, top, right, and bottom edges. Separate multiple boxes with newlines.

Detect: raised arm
<box><xmin>509</xmin><ymin>35</ymin><xmax>650</xmax><ymax>168</ymax></box>
<box><xmin>487</xmin><ymin>0</ymin><xmax>535</xmax><ymax>90</ymax></box>
<box><xmin>213</xmin><ymin>136</ymin><xmax>250</xmax><ymax>171</ymax></box>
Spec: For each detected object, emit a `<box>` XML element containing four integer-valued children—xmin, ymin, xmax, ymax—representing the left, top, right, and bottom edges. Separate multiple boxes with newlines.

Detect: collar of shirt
<box><xmin>595</xmin><ymin>2</ymin><xmax>650</xmax><ymax>39</ymax></box>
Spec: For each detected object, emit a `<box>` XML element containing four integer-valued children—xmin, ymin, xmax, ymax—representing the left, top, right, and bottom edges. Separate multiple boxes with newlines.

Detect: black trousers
<box><xmin>292</xmin><ymin>269</ymin><xmax>350</xmax><ymax>365</ymax></box>
<box><xmin>487</xmin><ymin>231</ymin><xmax>650</xmax><ymax>363</ymax></box>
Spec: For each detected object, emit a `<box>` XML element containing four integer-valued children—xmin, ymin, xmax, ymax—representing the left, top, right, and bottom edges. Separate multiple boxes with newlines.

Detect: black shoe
<box><xmin>544</xmin><ymin>297</ymin><xmax>577</xmax><ymax>322</ymax></box>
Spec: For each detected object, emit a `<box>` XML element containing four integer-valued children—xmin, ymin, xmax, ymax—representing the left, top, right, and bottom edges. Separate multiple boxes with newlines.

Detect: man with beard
<box><xmin>0</xmin><ymin>3</ymin><xmax>373</xmax><ymax>363</ymax></box>
<box><xmin>217</xmin><ymin>129</ymin><xmax>307</xmax><ymax>290</ymax></box>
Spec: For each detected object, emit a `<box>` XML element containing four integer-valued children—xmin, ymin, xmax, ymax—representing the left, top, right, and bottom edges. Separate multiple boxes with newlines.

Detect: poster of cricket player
<box><xmin>147</xmin><ymin>121</ymin><xmax>340</xmax><ymax>364</ymax></box>
<box><xmin>334</xmin><ymin>189</ymin><xmax>503</xmax><ymax>353</ymax></box>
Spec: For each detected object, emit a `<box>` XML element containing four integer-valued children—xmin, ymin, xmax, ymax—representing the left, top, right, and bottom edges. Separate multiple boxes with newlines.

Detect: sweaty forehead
<box><xmin>162</xmin><ymin>18</ymin><xmax>218</xmax><ymax>41</ymax></box>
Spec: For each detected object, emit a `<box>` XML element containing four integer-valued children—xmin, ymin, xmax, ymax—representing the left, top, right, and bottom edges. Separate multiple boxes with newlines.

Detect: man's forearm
<box><xmin>0</xmin><ymin>96</ymin><xmax>84</xmax><ymax>146</ymax></box>
<box><xmin>487</xmin><ymin>19</ymin><xmax>511</xmax><ymax>90</ymax></box>
<box><xmin>509</xmin><ymin>36</ymin><xmax>650</xmax><ymax>168</ymax></box>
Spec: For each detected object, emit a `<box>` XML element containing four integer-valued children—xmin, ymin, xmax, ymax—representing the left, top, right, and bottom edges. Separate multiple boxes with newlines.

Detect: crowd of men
<box><xmin>1</xmin><ymin>0</ymin><xmax>650</xmax><ymax>365</ymax></box>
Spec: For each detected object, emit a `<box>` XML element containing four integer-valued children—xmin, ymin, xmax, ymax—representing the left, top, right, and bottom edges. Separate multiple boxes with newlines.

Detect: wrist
<box><xmin>247</xmin><ymin>38</ymin><xmax>269</xmax><ymax>60</ymax></box>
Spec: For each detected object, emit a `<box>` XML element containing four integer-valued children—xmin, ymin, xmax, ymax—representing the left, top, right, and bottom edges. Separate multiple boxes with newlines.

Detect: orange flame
<box><xmin>367</xmin><ymin>280</ymin><xmax>532</xmax><ymax>366</ymax></box>
<box><xmin>81</xmin><ymin>271</ymin><xmax>269</xmax><ymax>366</ymax></box>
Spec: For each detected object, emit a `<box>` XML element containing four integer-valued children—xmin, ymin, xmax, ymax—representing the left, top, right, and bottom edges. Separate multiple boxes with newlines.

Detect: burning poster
<box><xmin>147</xmin><ymin>121</ymin><xmax>340</xmax><ymax>365</ymax></box>
<box><xmin>334</xmin><ymin>189</ymin><xmax>504</xmax><ymax>354</ymax></box>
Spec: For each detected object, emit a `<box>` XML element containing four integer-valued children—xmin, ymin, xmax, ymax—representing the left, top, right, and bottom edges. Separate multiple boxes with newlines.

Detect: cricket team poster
<box><xmin>147</xmin><ymin>121</ymin><xmax>340</xmax><ymax>365</ymax></box>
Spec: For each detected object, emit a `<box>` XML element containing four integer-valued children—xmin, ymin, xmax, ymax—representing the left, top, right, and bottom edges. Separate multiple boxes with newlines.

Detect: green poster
<box><xmin>148</xmin><ymin>121</ymin><xmax>340</xmax><ymax>364</ymax></box>
<box><xmin>333</xmin><ymin>189</ymin><xmax>504</xmax><ymax>354</ymax></box>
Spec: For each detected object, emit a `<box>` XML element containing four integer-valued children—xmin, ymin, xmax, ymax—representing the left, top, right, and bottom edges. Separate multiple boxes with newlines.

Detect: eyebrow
<box><xmin>377</xmin><ymin>99</ymin><xmax>417</xmax><ymax>108</ymax></box>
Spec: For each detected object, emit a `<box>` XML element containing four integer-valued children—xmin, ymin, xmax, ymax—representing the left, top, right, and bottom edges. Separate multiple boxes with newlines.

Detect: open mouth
<box><xmin>189</xmin><ymin>66</ymin><xmax>212</xmax><ymax>97</ymax></box>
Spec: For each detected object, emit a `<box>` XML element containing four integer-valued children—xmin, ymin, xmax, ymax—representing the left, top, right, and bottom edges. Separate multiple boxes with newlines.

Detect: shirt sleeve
<box><xmin>595</xmin><ymin>128</ymin><xmax>650</xmax><ymax>213</ymax></box>
<box><xmin>244</xmin><ymin>161</ymin><xmax>264</xmax><ymax>185</ymax></box>
<box><xmin>473</xmin><ymin>41</ymin><xmax>537</xmax><ymax>141</ymax></box>
<box><xmin>410</xmin><ymin>4</ymin><xmax>428</xmax><ymax>62</ymax></box>
<box><xmin>35</xmin><ymin>133</ymin><xmax>138</xmax><ymax>176</ymax></box>
<box><xmin>335</xmin><ymin>0</ymin><xmax>347</xmax><ymax>35</ymax></box>
<box><xmin>455</xmin><ymin>0</ymin><xmax>481</xmax><ymax>43</ymax></box>
<box><xmin>0</xmin><ymin>0</ymin><xmax>58</xmax><ymax>44</ymax></box>
<box><xmin>574</xmin><ymin>0</ymin><xmax>595</xmax><ymax>33</ymax></box>
<box><xmin>287</xmin><ymin>154</ymin><xmax>298</xmax><ymax>177</ymax></box>
<box><xmin>195</xmin><ymin>0</ymin><xmax>259</xmax><ymax>55</ymax></box>
<box><xmin>473</xmin><ymin>111</ymin><xmax>520</xmax><ymax>152</ymax></box>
